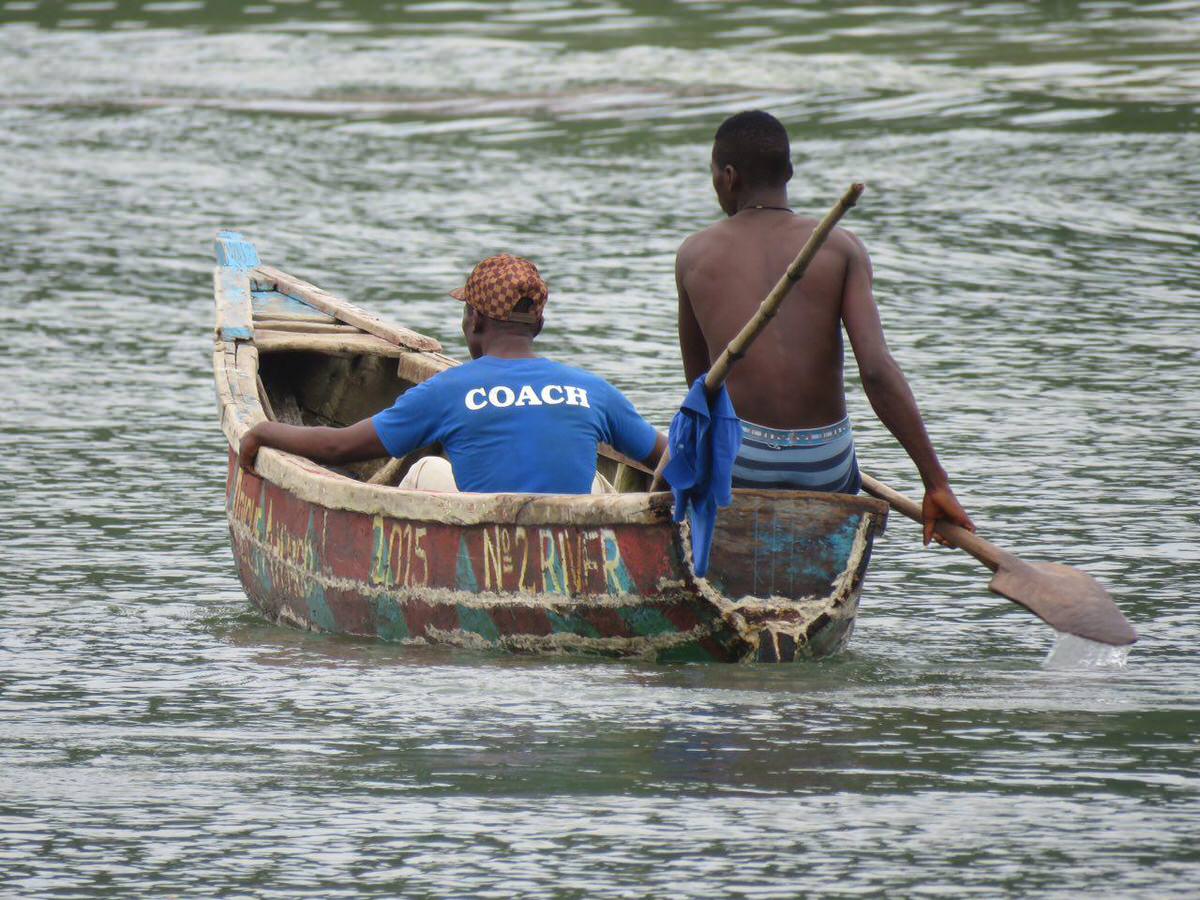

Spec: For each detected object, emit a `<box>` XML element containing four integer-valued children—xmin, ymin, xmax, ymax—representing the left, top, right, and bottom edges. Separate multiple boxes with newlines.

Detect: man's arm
<box><xmin>643</xmin><ymin>432</ymin><xmax>668</xmax><ymax>472</ymax></box>
<box><xmin>676</xmin><ymin>243</ymin><xmax>710</xmax><ymax>385</ymax></box>
<box><xmin>238</xmin><ymin>418</ymin><xmax>387</xmax><ymax>471</ymax></box>
<box><xmin>839</xmin><ymin>231</ymin><xmax>975</xmax><ymax>544</ymax></box>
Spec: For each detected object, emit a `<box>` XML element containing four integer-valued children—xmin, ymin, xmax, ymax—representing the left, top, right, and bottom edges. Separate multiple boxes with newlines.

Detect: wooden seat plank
<box><xmin>251</xmin><ymin>290</ymin><xmax>336</xmax><ymax>322</ymax></box>
<box><xmin>253</xmin><ymin>264</ymin><xmax>443</xmax><ymax>353</ymax></box>
<box><xmin>254</xmin><ymin>331</ymin><xmax>411</xmax><ymax>358</ymax></box>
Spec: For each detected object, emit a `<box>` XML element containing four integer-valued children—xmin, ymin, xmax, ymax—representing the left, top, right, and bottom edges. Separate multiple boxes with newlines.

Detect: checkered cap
<box><xmin>450</xmin><ymin>254</ymin><xmax>548</xmax><ymax>324</ymax></box>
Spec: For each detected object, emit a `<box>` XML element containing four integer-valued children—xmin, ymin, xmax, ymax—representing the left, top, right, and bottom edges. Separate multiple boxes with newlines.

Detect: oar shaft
<box><xmin>860</xmin><ymin>473</ymin><xmax>1009</xmax><ymax>573</ymax></box>
<box><xmin>704</xmin><ymin>182</ymin><xmax>865</xmax><ymax>394</ymax></box>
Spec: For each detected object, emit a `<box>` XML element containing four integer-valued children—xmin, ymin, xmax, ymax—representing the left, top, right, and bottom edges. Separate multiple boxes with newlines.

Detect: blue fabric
<box><xmin>662</xmin><ymin>375</ymin><xmax>743</xmax><ymax>577</ymax></box>
<box><xmin>371</xmin><ymin>356</ymin><xmax>658</xmax><ymax>494</ymax></box>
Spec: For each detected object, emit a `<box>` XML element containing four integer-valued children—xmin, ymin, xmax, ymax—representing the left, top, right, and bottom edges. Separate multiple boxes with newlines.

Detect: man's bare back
<box><xmin>674</xmin><ymin>110</ymin><xmax>975</xmax><ymax>543</ymax></box>
<box><xmin>677</xmin><ymin>210</ymin><xmax>861</xmax><ymax>429</ymax></box>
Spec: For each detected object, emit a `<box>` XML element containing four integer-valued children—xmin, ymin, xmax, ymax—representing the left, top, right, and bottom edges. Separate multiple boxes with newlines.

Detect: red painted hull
<box><xmin>225</xmin><ymin>452</ymin><xmax>887</xmax><ymax>662</ymax></box>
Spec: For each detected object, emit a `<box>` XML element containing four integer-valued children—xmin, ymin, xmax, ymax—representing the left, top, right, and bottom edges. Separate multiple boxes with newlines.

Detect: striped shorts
<box><xmin>731</xmin><ymin>415</ymin><xmax>862</xmax><ymax>494</ymax></box>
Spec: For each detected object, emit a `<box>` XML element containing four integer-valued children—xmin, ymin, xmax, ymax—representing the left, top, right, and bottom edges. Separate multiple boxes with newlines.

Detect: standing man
<box><xmin>675</xmin><ymin>110</ymin><xmax>973</xmax><ymax>543</ymax></box>
<box><xmin>240</xmin><ymin>254</ymin><xmax>666</xmax><ymax>493</ymax></box>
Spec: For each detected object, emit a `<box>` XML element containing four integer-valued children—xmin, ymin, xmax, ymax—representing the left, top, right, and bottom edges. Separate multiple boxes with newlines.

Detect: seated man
<box><xmin>239</xmin><ymin>254</ymin><xmax>667</xmax><ymax>493</ymax></box>
<box><xmin>675</xmin><ymin>110</ymin><xmax>973</xmax><ymax>543</ymax></box>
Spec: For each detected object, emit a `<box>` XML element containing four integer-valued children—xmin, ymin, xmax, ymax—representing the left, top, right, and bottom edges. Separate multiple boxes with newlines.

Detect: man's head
<box><xmin>451</xmin><ymin>254</ymin><xmax>548</xmax><ymax>358</ymax></box>
<box><xmin>711</xmin><ymin>110</ymin><xmax>793</xmax><ymax>215</ymax></box>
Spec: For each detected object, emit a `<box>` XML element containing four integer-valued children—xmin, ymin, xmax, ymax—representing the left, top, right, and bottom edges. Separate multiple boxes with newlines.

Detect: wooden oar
<box><xmin>861</xmin><ymin>473</ymin><xmax>1137</xmax><ymax>646</ymax></box>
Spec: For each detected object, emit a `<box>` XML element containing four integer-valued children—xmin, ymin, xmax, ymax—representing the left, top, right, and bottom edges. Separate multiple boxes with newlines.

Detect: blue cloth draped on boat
<box><xmin>662</xmin><ymin>375</ymin><xmax>743</xmax><ymax>577</ymax></box>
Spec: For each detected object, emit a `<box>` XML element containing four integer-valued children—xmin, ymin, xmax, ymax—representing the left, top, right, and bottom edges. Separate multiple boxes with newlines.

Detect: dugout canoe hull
<box><xmin>212</xmin><ymin>231</ymin><xmax>889</xmax><ymax>662</ymax></box>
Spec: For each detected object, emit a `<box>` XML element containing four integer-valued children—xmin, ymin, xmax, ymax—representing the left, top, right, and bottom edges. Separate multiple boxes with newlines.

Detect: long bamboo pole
<box><xmin>703</xmin><ymin>182</ymin><xmax>864</xmax><ymax>393</ymax></box>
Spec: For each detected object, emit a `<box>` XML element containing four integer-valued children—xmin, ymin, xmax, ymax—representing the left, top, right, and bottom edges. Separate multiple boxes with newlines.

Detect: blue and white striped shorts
<box><xmin>731</xmin><ymin>415</ymin><xmax>862</xmax><ymax>494</ymax></box>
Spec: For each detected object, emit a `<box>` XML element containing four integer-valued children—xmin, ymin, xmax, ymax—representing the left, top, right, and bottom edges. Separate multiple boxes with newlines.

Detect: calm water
<box><xmin>2</xmin><ymin>1</ymin><xmax>1198</xmax><ymax>895</ymax></box>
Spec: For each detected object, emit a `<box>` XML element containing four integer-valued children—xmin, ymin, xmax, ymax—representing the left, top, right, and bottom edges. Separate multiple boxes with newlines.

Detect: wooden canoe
<box><xmin>212</xmin><ymin>231</ymin><xmax>889</xmax><ymax>662</ymax></box>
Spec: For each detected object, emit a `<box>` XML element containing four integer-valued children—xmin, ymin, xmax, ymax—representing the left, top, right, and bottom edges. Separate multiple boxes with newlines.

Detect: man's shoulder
<box><xmin>537</xmin><ymin>358</ymin><xmax>606</xmax><ymax>385</ymax></box>
<box><xmin>827</xmin><ymin>223</ymin><xmax>866</xmax><ymax>254</ymax></box>
<box><xmin>536</xmin><ymin>359</ymin><xmax>629</xmax><ymax>398</ymax></box>
<box><xmin>418</xmin><ymin>359</ymin><xmax>476</xmax><ymax>387</ymax></box>
<box><xmin>405</xmin><ymin>358</ymin><xmax>503</xmax><ymax>402</ymax></box>
<box><xmin>677</xmin><ymin>220</ymin><xmax>731</xmax><ymax>260</ymax></box>
<box><xmin>681</xmin><ymin>216</ymin><xmax>865</xmax><ymax>251</ymax></box>
<box><xmin>459</xmin><ymin>356</ymin><xmax>611</xmax><ymax>392</ymax></box>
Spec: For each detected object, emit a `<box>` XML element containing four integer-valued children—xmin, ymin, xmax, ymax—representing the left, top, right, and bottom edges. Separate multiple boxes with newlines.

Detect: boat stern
<box><xmin>694</xmin><ymin>489</ymin><xmax>888</xmax><ymax>661</ymax></box>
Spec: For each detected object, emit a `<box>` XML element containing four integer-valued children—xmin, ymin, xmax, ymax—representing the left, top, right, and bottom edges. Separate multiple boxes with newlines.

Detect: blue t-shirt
<box><xmin>371</xmin><ymin>356</ymin><xmax>658</xmax><ymax>494</ymax></box>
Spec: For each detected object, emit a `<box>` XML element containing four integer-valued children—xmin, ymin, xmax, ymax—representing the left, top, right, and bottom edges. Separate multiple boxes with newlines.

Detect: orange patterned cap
<box><xmin>450</xmin><ymin>254</ymin><xmax>548</xmax><ymax>324</ymax></box>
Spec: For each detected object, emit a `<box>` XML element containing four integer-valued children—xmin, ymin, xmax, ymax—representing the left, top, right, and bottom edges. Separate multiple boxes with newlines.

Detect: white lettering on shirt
<box><xmin>464</xmin><ymin>384</ymin><xmax>588</xmax><ymax>410</ymax></box>
<box><xmin>465</xmin><ymin>388</ymin><xmax>487</xmax><ymax>410</ymax></box>
<box><xmin>515</xmin><ymin>385</ymin><xmax>542</xmax><ymax>407</ymax></box>
<box><xmin>488</xmin><ymin>385</ymin><xmax>515</xmax><ymax>408</ymax></box>
<box><xmin>564</xmin><ymin>386</ymin><xmax>590</xmax><ymax>408</ymax></box>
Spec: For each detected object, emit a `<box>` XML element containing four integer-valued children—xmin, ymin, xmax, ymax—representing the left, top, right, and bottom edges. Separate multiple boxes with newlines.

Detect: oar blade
<box><xmin>989</xmin><ymin>559</ymin><xmax>1137</xmax><ymax>647</ymax></box>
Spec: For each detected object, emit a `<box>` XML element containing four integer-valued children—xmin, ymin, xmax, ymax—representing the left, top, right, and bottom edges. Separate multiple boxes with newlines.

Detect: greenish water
<box><xmin>1</xmin><ymin>1</ymin><xmax>1198</xmax><ymax>895</ymax></box>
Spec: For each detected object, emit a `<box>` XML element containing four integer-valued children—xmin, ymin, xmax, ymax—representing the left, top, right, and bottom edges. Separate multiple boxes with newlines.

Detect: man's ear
<box><xmin>724</xmin><ymin>164</ymin><xmax>741</xmax><ymax>193</ymax></box>
<box><xmin>784</xmin><ymin>160</ymin><xmax>794</xmax><ymax>183</ymax></box>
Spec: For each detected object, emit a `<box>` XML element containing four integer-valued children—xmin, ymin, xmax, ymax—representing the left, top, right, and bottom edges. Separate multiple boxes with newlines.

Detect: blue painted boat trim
<box><xmin>215</xmin><ymin>266</ymin><xmax>254</xmax><ymax>341</ymax></box>
<box><xmin>251</xmin><ymin>290</ymin><xmax>334</xmax><ymax>321</ymax></box>
<box><xmin>214</xmin><ymin>231</ymin><xmax>261</xmax><ymax>269</ymax></box>
<box><xmin>214</xmin><ymin>231</ymin><xmax>259</xmax><ymax>341</ymax></box>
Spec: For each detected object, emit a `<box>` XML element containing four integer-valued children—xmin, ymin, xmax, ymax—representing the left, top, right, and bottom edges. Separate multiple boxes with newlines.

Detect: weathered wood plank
<box><xmin>366</xmin><ymin>454</ymin><xmax>409</xmax><ymax>486</ymax></box>
<box><xmin>214</xmin><ymin>266</ymin><xmax>253</xmax><ymax>341</ymax></box>
<box><xmin>213</xmin><ymin>344</ymin><xmax>236</xmax><ymax>445</ymax></box>
<box><xmin>255</xmin><ymin>320</ymin><xmax>363</xmax><ymax>335</ymax></box>
<box><xmin>214</xmin><ymin>342</ymin><xmax>251</xmax><ymax>447</ymax></box>
<box><xmin>235</xmin><ymin>343</ymin><xmax>268</xmax><ymax>429</ymax></box>
<box><xmin>599</xmin><ymin>443</ymin><xmax>653</xmax><ymax>476</ymax></box>
<box><xmin>214</xmin><ymin>230</ymin><xmax>261</xmax><ymax>269</ymax></box>
<box><xmin>254</xmin><ymin>331</ymin><xmax>412</xmax><ymax>358</ymax></box>
<box><xmin>256</xmin><ymin>373</ymin><xmax>277</xmax><ymax>421</ymax></box>
<box><xmin>253</xmin><ymin>264</ymin><xmax>443</xmax><ymax>353</ymax></box>
<box><xmin>251</xmin><ymin>290</ymin><xmax>336</xmax><ymax>322</ymax></box>
<box><xmin>396</xmin><ymin>349</ymin><xmax>457</xmax><ymax>385</ymax></box>
<box><xmin>613</xmin><ymin>462</ymin><xmax>650</xmax><ymax>493</ymax></box>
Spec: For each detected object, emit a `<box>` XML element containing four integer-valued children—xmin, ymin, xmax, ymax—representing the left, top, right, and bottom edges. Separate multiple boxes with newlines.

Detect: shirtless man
<box><xmin>675</xmin><ymin>110</ymin><xmax>974</xmax><ymax>544</ymax></box>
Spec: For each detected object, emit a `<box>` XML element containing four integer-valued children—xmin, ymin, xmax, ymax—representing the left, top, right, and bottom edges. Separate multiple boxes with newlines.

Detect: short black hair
<box><xmin>713</xmin><ymin>110</ymin><xmax>792</xmax><ymax>187</ymax></box>
<box><xmin>481</xmin><ymin>296</ymin><xmax>540</xmax><ymax>334</ymax></box>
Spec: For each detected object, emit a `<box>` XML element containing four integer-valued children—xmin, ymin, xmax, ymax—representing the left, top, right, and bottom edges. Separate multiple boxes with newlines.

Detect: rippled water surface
<box><xmin>2</xmin><ymin>1</ymin><xmax>1198</xmax><ymax>896</ymax></box>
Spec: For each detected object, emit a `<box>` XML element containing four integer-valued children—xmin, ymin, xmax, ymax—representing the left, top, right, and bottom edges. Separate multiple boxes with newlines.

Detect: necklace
<box><xmin>738</xmin><ymin>204</ymin><xmax>793</xmax><ymax>213</ymax></box>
